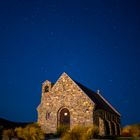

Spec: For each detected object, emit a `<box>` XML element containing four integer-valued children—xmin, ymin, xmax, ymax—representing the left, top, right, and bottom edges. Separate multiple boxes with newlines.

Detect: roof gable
<box><xmin>51</xmin><ymin>72</ymin><xmax>94</xmax><ymax>104</ymax></box>
<box><xmin>51</xmin><ymin>72</ymin><xmax>72</xmax><ymax>91</ymax></box>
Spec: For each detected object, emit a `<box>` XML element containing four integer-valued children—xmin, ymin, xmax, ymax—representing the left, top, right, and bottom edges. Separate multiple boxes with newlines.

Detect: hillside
<box><xmin>0</xmin><ymin>118</ymin><xmax>32</xmax><ymax>129</ymax></box>
<box><xmin>0</xmin><ymin>118</ymin><xmax>32</xmax><ymax>136</ymax></box>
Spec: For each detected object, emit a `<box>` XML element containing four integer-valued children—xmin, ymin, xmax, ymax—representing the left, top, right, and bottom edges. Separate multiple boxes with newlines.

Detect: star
<box><xmin>109</xmin><ymin>79</ymin><xmax>113</xmax><ymax>82</ymax></box>
<box><xmin>113</xmin><ymin>25</ymin><xmax>117</xmax><ymax>30</ymax></box>
<box><xmin>23</xmin><ymin>17</ymin><xmax>29</xmax><ymax>21</ymax></box>
<box><xmin>113</xmin><ymin>46</ymin><xmax>119</xmax><ymax>49</ymax></box>
<box><xmin>50</xmin><ymin>31</ymin><xmax>54</xmax><ymax>36</ymax></box>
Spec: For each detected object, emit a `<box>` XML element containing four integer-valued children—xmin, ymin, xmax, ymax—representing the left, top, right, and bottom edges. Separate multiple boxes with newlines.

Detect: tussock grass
<box><xmin>61</xmin><ymin>125</ymin><xmax>99</xmax><ymax>140</ymax></box>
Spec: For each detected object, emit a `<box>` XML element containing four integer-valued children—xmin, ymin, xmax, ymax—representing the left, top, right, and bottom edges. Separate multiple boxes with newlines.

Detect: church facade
<box><xmin>37</xmin><ymin>72</ymin><xmax>121</xmax><ymax>136</ymax></box>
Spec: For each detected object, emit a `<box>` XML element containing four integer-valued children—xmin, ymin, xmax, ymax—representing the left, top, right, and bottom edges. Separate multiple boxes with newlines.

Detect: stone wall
<box><xmin>37</xmin><ymin>73</ymin><xmax>95</xmax><ymax>133</ymax></box>
<box><xmin>37</xmin><ymin>72</ymin><xmax>121</xmax><ymax>136</ymax></box>
<box><xmin>93</xmin><ymin>109</ymin><xmax>121</xmax><ymax>136</ymax></box>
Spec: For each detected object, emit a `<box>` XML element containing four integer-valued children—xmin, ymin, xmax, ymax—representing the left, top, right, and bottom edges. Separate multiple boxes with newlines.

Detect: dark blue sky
<box><xmin>0</xmin><ymin>0</ymin><xmax>140</xmax><ymax>126</ymax></box>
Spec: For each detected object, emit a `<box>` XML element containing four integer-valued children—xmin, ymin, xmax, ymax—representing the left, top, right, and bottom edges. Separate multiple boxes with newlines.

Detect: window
<box><xmin>45</xmin><ymin>86</ymin><xmax>49</xmax><ymax>92</ymax></box>
<box><xmin>46</xmin><ymin>112</ymin><xmax>51</xmax><ymax>120</ymax></box>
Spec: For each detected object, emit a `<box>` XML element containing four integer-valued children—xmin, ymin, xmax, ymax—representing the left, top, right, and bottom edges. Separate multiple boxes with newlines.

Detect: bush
<box><xmin>82</xmin><ymin>125</ymin><xmax>99</xmax><ymax>140</ymax></box>
<box><xmin>131</xmin><ymin>126</ymin><xmax>140</xmax><ymax>137</ymax></box>
<box><xmin>3</xmin><ymin>128</ymin><xmax>15</xmax><ymax>140</ymax></box>
<box><xmin>61</xmin><ymin>125</ymin><xmax>99</xmax><ymax>140</ymax></box>
<box><xmin>56</xmin><ymin>125</ymin><xmax>69</xmax><ymax>137</ymax></box>
<box><xmin>122</xmin><ymin>124</ymin><xmax>140</xmax><ymax>137</ymax></box>
<box><xmin>15</xmin><ymin>127</ymin><xmax>24</xmax><ymax>138</ymax></box>
<box><xmin>121</xmin><ymin>125</ymin><xmax>131</xmax><ymax>137</ymax></box>
<box><xmin>69</xmin><ymin>126</ymin><xmax>84</xmax><ymax>140</ymax></box>
<box><xmin>15</xmin><ymin>123</ymin><xmax>45</xmax><ymax>140</ymax></box>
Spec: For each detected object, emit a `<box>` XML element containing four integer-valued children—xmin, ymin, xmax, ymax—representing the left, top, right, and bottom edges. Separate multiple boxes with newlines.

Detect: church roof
<box><xmin>75</xmin><ymin>82</ymin><xmax>121</xmax><ymax>116</ymax></box>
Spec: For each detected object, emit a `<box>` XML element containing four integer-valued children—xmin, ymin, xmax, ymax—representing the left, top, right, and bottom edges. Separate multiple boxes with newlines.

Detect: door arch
<box><xmin>58</xmin><ymin>108</ymin><xmax>70</xmax><ymax>127</ymax></box>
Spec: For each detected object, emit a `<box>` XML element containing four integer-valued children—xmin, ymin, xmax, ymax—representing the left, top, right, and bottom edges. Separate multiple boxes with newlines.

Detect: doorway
<box><xmin>58</xmin><ymin>108</ymin><xmax>70</xmax><ymax>128</ymax></box>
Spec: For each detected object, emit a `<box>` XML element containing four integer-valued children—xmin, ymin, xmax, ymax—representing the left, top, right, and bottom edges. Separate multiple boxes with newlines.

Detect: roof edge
<box><xmin>97</xmin><ymin>92</ymin><xmax>121</xmax><ymax>116</ymax></box>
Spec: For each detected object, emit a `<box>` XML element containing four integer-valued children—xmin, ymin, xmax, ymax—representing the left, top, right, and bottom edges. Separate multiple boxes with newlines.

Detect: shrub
<box><xmin>15</xmin><ymin>123</ymin><xmax>45</xmax><ymax>140</ymax></box>
<box><xmin>122</xmin><ymin>124</ymin><xmax>140</xmax><ymax>137</ymax></box>
<box><xmin>15</xmin><ymin>127</ymin><xmax>24</xmax><ymax>138</ymax></box>
<box><xmin>62</xmin><ymin>125</ymin><xmax>99</xmax><ymax>140</ymax></box>
<box><xmin>56</xmin><ymin>125</ymin><xmax>69</xmax><ymax>137</ymax></box>
<box><xmin>82</xmin><ymin>125</ymin><xmax>99</xmax><ymax>140</ymax></box>
<box><xmin>69</xmin><ymin>125</ymin><xmax>84</xmax><ymax>140</ymax></box>
<box><xmin>121</xmin><ymin>125</ymin><xmax>131</xmax><ymax>137</ymax></box>
<box><xmin>3</xmin><ymin>128</ymin><xmax>15</xmax><ymax>140</ymax></box>
<box><xmin>132</xmin><ymin>126</ymin><xmax>140</xmax><ymax>137</ymax></box>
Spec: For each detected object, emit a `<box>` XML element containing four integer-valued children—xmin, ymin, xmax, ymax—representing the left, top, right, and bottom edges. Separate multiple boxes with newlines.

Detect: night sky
<box><xmin>0</xmin><ymin>0</ymin><xmax>140</xmax><ymax>126</ymax></box>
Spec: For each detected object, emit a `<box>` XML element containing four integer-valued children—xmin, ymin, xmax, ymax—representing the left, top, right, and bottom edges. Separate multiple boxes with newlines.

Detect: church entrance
<box><xmin>58</xmin><ymin>108</ymin><xmax>70</xmax><ymax>128</ymax></box>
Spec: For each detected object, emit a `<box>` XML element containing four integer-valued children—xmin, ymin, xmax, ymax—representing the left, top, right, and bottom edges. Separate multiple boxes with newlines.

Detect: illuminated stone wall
<box><xmin>37</xmin><ymin>72</ymin><xmax>121</xmax><ymax>135</ymax></box>
<box><xmin>37</xmin><ymin>73</ymin><xmax>94</xmax><ymax>133</ymax></box>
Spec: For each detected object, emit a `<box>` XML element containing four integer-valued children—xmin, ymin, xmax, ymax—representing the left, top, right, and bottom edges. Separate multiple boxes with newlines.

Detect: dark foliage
<box><xmin>0</xmin><ymin>118</ymin><xmax>32</xmax><ymax>137</ymax></box>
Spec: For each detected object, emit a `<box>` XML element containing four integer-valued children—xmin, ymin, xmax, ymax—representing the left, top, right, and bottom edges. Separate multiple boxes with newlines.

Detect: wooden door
<box><xmin>60</xmin><ymin>108</ymin><xmax>70</xmax><ymax>127</ymax></box>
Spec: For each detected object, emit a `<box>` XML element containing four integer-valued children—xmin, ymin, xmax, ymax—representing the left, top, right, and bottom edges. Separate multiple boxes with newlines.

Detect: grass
<box><xmin>115</xmin><ymin>137</ymin><xmax>140</xmax><ymax>140</ymax></box>
<box><xmin>61</xmin><ymin>125</ymin><xmax>99</xmax><ymax>140</ymax></box>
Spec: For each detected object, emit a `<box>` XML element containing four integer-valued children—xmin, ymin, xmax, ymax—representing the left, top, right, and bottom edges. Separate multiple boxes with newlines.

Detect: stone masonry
<box><xmin>37</xmin><ymin>72</ymin><xmax>121</xmax><ymax>136</ymax></box>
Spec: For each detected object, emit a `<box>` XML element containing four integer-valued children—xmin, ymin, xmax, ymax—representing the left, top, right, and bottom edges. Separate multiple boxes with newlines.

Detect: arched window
<box><xmin>46</xmin><ymin>111</ymin><xmax>51</xmax><ymax>120</ymax></box>
<box><xmin>44</xmin><ymin>85</ymin><xmax>49</xmax><ymax>92</ymax></box>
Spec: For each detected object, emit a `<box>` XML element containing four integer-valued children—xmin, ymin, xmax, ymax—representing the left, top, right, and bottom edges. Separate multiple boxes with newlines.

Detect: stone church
<box><xmin>37</xmin><ymin>72</ymin><xmax>121</xmax><ymax>136</ymax></box>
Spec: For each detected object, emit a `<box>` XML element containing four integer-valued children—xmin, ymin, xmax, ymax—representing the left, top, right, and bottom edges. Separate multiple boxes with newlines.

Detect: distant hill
<box><xmin>0</xmin><ymin>118</ymin><xmax>32</xmax><ymax>129</ymax></box>
<box><xmin>0</xmin><ymin>118</ymin><xmax>33</xmax><ymax>138</ymax></box>
<box><xmin>124</xmin><ymin>123</ymin><xmax>140</xmax><ymax>128</ymax></box>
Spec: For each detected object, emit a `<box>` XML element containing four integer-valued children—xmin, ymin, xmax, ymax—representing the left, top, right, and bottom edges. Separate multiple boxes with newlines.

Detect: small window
<box><xmin>46</xmin><ymin>112</ymin><xmax>51</xmax><ymax>120</ymax></box>
<box><xmin>45</xmin><ymin>86</ymin><xmax>49</xmax><ymax>92</ymax></box>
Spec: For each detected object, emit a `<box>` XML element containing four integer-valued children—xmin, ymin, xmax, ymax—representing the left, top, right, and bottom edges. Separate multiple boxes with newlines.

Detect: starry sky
<box><xmin>0</xmin><ymin>0</ymin><xmax>140</xmax><ymax>126</ymax></box>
